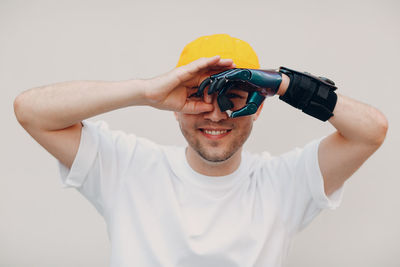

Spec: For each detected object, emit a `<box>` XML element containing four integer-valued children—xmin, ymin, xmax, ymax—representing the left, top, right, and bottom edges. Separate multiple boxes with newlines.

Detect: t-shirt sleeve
<box><xmin>262</xmin><ymin>138</ymin><xmax>345</xmax><ymax>235</ymax></box>
<box><xmin>57</xmin><ymin>120</ymin><xmax>137</xmax><ymax>217</ymax></box>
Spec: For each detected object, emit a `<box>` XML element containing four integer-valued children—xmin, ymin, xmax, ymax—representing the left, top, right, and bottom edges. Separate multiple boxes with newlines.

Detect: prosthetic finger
<box><xmin>210</xmin><ymin>69</ymin><xmax>236</xmax><ymax>79</ymax></box>
<box><xmin>207</xmin><ymin>78</ymin><xmax>221</xmax><ymax>95</ymax></box>
<box><xmin>208</xmin><ymin>78</ymin><xmax>227</xmax><ymax>95</ymax></box>
<box><xmin>225</xmin><ymin>68</ymin><xmax>251</xmax><ymax>81</ymax></box>
<box><xmin>230</xmin><ymin>103</ymin><xmax>258</xmax><ymax>118</ymax></box>
<box><xmin>230</xmin><ymin>91</ymin><xmax>266</xmax><ymax>118</ymax></box>
<box><xmin>196</xmin><ymin>69</ymin><xmax>233</xmax><ymax>96</ymax></box>
<box><xmin>207</xmin><ymin>69</ymin><xmax>238</xmax><ymax>94</ymax></box>
<box><xmin>217</xmin><ymin>95</ymin><xmax>234</xmax><ymax>112</ymax></box>
<box><xmin>196</xmin><ymin>77</ymin><xmax>211</xmax><ymax>97</ymax></box>
<box><xmin>216</xmin><ymin>82</ymin><xmax>235</xmax><ymax>112</ymax></box>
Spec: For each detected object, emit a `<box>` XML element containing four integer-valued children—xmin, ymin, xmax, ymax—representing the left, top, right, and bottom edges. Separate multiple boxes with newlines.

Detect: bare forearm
<box><xmin>329</xmin><ymin>94</ymin><xmax>388</xmax><ymax>146</ymax></box>
<box><xmin>14</xmin><ymin>79</ymin><xmax>146</xmax><ymax>131</ymax></box>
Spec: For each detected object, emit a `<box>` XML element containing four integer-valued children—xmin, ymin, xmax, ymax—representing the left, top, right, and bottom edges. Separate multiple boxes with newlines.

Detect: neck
<box><xmin>185</xmin><ymin>146</ymin><xmax>242</xmax><ymax>176</ymax></box>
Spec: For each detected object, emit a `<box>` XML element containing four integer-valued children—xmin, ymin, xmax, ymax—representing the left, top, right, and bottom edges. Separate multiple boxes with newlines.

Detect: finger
<box><xmin>215</xmin><ymin>58</ymin><xmax>234</xmax><ymax>66</ymax></box>
<box><xmin>211</xmin><ymin>69</ymin><xmax>232</xmax><ymax>78</ymax></box>
<box><xmin>218</xmin><ymin>81</ymin><xmax>234</xmax><ymax>96</ymax></box>
<box><xmin>208</xmin><ymin>78</ymin><xmax>226</xmax><ymax>95</ymax></box>
<box><xmin>185</xmin><ymin>56</ymin><xmax>221</xmax><ymax>74</ymax></box>
<box><xmin>216</xmin><ymin>82</ymin><xmax>237</xmax><ymax>111</ymax></box>
<box><xmin>209</xmin><ymin>67</ymin><xmax>234</xmax><ymax>72</ymax></box>
<box><xmin>226</xmin><ymin>68</ymin><xmax>251</xmax><ymax>80</ymax></box>
<box><xmin>181</xmin><ymin>100</ymin><xmax>214</xmax><ymax>114</ymax></box>
<box><xmin>208</xmin><ymin>78</ymin><xmax>221</xmax><ymax>95</ymax></box>
<box><xmin>197</xmin><ymin>77</ymin><xmax>211</xmax><ymax>97</ymax></box>
<box><xmin>176</xmin><ymin>56</ymin><xmax>221</xmax><ymax>82</ymax></box>
<box><xmin>205</xmin><ymin>65</ymin><xmax>235</xmax><ymax>75</ymax></box>
<box><xmin>230</xmin><ymin>103</ymin><xmax>258</xmax><ymax>118</ymax></box>
<box><xmin>204</xmin><ymin>90</ymin><xmax>213</xmax><ymax>104</ymax></box>
<box><xmin>217</xmin><ymin>95</ymin><xmax>234</xmax><ymax>112</ymax></box>
<box><xmin>185</xmin><ymin>56</ymin><xmax>233</xmax><ymax>75</ymax></box>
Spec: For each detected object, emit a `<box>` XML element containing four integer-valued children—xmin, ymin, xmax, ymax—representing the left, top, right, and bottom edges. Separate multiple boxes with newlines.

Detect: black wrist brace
<box><xmin>279</xmin><ymin>67</ymin><xmax>338</xmax><ymax>121</ymax></box>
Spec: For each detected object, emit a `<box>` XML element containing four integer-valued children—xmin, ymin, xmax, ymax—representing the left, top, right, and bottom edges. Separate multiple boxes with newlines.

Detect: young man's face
<box><xmin>175</xmin><ymin>85</ymin><xmax>261</xmax><ymax>163</ymax></box>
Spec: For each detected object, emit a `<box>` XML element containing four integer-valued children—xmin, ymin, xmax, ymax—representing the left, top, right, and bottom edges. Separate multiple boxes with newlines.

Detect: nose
<box><xmin>203</xmin><ymin>93</ymin><xmax>229</xmax><ymax>122</ymax></box>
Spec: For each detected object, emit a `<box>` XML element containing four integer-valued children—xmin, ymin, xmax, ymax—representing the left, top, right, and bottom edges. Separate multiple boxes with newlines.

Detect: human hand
<box><xmin>144</xmin><ymin>56</ymin><xmax>235</xmax><ymax>113</ymax></box>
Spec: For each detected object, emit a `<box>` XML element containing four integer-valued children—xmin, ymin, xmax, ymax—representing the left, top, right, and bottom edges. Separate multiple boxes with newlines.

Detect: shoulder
<box><xmin>243</xmin><ymin>137</ymin><xmax>323</xmax><ymax>174</ymax></box>
<box><xmin>81</xmin><ymin>120</ymin><xmax>176</xmax><ymax>164</ymax></box>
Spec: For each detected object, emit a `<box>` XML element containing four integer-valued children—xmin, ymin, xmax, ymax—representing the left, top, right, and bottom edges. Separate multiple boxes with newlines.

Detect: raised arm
<box><xmin>275</xmin><ymin>69</ymin><xmax>388</xmax><ymax>196</ymax></box>
<box><xmin>316</xmin><ymin>94</ymin><xmax>388</xmax><ymax>196</ymax></box>
<box><xmin>14</xmin><ymin>56</ymin><xmax>234</xmax><ymax>168</ymax></box>
<box><xmin>13</xmin><ymin>79</ymin><xmax>147</xmax><ymax>169</ymax></box>
<box><xmin>276</xmin><ymin>83</ymin><xmax>388</xmax><ymax>196</ymax></box>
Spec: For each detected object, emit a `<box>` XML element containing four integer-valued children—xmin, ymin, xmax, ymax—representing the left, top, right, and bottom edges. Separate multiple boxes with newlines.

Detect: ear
<box><xmin>253</xmin><ymin>102</ymin><xmax>264</xmax><ymax>121</ymax></box>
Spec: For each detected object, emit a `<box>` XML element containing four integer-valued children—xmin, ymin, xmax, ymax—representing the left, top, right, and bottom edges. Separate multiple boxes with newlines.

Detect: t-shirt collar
<box><xmin>180</xmin><ymin>146</ymin><xmax>247</xmax><ymax>190</ymax></box>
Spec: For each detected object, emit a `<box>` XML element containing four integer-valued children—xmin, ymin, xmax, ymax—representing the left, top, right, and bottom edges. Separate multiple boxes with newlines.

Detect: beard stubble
<box><xmin>180</xmin><ymin>121</ymin><xmax>253</xmax><ymax>163</ymax></box>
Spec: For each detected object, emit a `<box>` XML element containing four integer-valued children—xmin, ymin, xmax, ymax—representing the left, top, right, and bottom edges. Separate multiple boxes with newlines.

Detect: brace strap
<box><xmin>279</xmin><ymin>67</ymin><xmax>338</xmax><ymax>121</ymax></box>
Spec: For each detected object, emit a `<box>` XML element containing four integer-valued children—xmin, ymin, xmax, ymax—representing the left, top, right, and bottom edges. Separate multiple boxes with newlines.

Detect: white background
<box><xmin>1</xmin><ymin>0</ymin><xmax>399</xmax><ymax>266</ymax></box>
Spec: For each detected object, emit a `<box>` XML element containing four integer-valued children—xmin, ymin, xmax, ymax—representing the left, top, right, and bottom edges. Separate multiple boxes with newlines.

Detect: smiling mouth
<box><xmin>199</xmin><ymin>128</ymin><xmax>232</xmax><ymax>139</ymax></box>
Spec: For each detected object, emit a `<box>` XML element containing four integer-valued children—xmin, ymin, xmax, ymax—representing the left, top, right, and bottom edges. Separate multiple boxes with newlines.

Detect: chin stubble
<box><xmin>178</xmin><ymin>119</ymin><xmax>253</xmax><ymax>163</ymax></box>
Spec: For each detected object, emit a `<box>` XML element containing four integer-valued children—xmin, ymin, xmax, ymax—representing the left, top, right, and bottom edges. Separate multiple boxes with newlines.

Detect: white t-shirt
<box><xmin>58</xmin><ymin>120</ymin><xmax>344</xmax><ymax>267</ymax></box>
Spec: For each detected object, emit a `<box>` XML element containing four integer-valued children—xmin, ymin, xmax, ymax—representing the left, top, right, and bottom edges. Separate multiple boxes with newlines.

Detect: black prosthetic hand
<box><xmin>278</xmin><ymin>67</ymin><xmax>338</xmax><ymax>121</ymax></box>
<box><xmin>196</xmin><ymin>68</ymin><xmax>283</xmax><ymax>118</ymax></box>
<box><xmin>196</xmin><ymin>67</ymin><xmax>338</xmax><ymax>121</ymax></box>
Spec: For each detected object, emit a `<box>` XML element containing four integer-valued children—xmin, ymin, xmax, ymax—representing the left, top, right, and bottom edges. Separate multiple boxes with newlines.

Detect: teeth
<box><xmin>204</xmin><ymin>130</ymin><xmax>228</xmax><ymax>135</ymax></box>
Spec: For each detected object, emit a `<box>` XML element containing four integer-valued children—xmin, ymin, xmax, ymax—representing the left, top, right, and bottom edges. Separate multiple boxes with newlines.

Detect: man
<box><xmin>14</xmin><ymin>34</ymin><xmax>388</xmax><ymax>266</ymax></box>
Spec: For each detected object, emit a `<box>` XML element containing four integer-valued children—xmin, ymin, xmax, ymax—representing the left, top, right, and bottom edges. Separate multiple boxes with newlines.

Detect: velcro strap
<box><xmin>278</xmin><ymin>66</ymin><xmax>337</xmax><ymax>121</ymax></box>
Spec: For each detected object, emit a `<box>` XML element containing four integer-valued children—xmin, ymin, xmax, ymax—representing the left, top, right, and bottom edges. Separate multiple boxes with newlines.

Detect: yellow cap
<box><xmin>176</xmin><ymin>34</ymin><xmax>260</xmax><ymax>69</ymax></box>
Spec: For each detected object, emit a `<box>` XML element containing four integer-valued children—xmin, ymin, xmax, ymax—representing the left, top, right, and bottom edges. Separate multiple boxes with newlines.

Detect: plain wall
<box><xmin>1</xmin><ymin>0</ymin><xmax>399</xmax><ymax>266</ymax></box>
